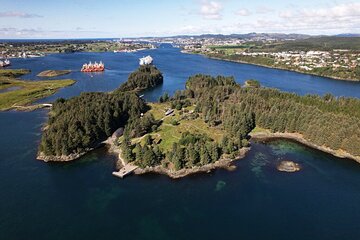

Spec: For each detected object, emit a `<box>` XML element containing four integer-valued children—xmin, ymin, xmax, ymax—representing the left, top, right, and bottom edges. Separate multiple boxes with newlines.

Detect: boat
<box><xmin>81</xmin><ymin>61</ymin><xmax>105</xmax><ymax>72</ymax></box>
<box><xmin>0</xmin><ymin>59</ymin><xmax>11</xmax><ymax>67</ymax></box>
<box><xmin>139</xmin><ymin>55</ymin><xmax>153</xmax><ymax>65</ymax></box>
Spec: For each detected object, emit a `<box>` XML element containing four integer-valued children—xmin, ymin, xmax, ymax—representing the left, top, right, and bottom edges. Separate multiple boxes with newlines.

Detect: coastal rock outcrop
<box><xmin>277</xmin><ymin>160</ymin><xmax>301</xmax><ymax>172</ymax></box>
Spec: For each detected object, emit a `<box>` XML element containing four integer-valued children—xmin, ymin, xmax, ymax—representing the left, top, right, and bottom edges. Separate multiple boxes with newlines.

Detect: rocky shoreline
<box><xmin>11</xmin><ymin>103</ymin><xmax>53</xmax><ymax>112</ymax></box>
<box><xmin>37</xmin><ymin>70</ymin><xmax>71</xmax><ymax>78</ymax></box>
<box><xmin>277</xmin><ymin>160</ymin><xmax>301</xmax><ymax>172</ymax></box>
<box><xmin>37</xmin><ymin>151</ymin><xmax>89</xmax><ymax>162</ymax></box>
<box><xmin>132</xmin><ymin>148</ymin><xmax>250</xmax><ymax>179</ymax></box>
<box><xmin>37</xmin><ymin>145</ymin><xmax>103</xmax><ymax>162</ymax></box>
<box><xmin>250</xmin><ymin>131</ymin><xmax>360</xmax><ymax>164</ymax></box>
<box><xmin>105</xmin><ymin>134</ymin><xmax>250</xmax><ymax>179</ymax></box>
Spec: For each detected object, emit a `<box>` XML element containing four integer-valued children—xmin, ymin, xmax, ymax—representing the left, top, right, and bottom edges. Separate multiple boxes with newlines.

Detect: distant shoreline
<box><xmin>184</xmin><ymin>51</ymin><xmax>360</xmax><ymax>82</ymax></box>
<box><xmin>210</xmin><ymin>56</ymin><xmax>360</xmax><ymax>82</ymax></box>
<box><xmin>250</xmin><ymin>131</ymin><xmax>360</xmax><ymax>164</ymax></box>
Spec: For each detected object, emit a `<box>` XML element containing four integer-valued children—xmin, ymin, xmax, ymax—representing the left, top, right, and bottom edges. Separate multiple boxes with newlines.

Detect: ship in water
<box><xmin>81</xmin><ymin>61</ymin><xmax>105</xmax><ymax>72</ymax></box>
<box><xmin>0</xmin><ymin>59</ymin><xmax>11</xmax><ymax>67</ymax></box>
<box><xmin>139</xmin><ymin>55</ymin><xmax>153</xmax><ymax>65</ymax></box>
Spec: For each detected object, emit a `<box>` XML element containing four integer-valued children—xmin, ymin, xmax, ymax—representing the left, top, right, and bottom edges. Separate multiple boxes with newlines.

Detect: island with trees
<box><xmin>112</xmin><ymin>74</ymin><xmax>360</xmax><ymax>178</ymax></box>
<box><xmin>37</xmin><ymin>65</ymin><xmax>163</xmax><ymax>161</ymax></box>
<box><xmin>38</xmin><ymin>67</ymin><xmax>360</xmax><ymax>177</ymax></box>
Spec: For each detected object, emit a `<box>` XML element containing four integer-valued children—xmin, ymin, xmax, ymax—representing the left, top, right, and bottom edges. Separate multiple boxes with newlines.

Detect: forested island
<box><xmin>117</xmin><ymin>65</ymin><xmax>163</xmax><ymax>92</ymax></box>
<box><xmin>37</xmin><ymin>65</ymin><xmax>163</xmax><ymax>161</ymax></box>
<box><xmin>38</xmin><ymin>67</ymin><xmax>360</xmax><ymax>176</ymax></box>
<box><xmin>116</xmin><ymin>74</ymin><xmax>360</xmax><ymax>177</ymax></box>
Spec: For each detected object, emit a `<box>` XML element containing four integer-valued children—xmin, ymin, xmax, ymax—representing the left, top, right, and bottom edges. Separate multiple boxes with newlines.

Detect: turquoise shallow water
<box><xmin>1</xmin><ymin>44</ymin><xmax>360</xmax><ymax>240</ymax></box>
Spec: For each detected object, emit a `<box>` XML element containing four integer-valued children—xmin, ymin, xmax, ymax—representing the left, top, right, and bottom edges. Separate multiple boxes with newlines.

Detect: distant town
<box><xmin>0</xmin><ymin>40</ymin><xmax>156</xmax><ymax>59</ymax></box>
<box><xmin>1</xmin><ymin>33</ymin><xmax>359</xmax><ymax>80</ymax></box>
<box><xmin>167</xmin><ymin>34</ymin><xmax>360</xmax><ymax>81</ymax></box>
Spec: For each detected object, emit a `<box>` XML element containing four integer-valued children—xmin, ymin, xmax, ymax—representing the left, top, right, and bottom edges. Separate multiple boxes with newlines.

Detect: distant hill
<box><xmin>267</xmin><ymin>36</ymin><xmax>360</xmax><ymax>51</ymax></box>
<box><xmin>170</xmin><ymin>33</ymin><xmax>310</xmax><ymax>41</ymax></box>
<box><xmin>335</xmin><ymin>34</ymin><xmax>360</xmax><ymax>37</ymax></box>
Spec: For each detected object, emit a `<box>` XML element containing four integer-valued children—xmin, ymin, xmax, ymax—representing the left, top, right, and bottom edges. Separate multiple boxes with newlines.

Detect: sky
<box><xmin>0</xmin><ymin>0</ymin><xmax>359</xmax><ymax>38</ymax></box>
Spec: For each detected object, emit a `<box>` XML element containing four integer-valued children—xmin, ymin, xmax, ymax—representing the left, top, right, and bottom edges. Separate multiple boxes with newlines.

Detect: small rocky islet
<box><xmin>37</xmin><ymin>70</ymin><xmax>71</xmax><ymax>78</ymax></box>
<box><xmin>277</xmin><ymin>160</ymin><xmax>301</xmax><ymax>172</ymax></box>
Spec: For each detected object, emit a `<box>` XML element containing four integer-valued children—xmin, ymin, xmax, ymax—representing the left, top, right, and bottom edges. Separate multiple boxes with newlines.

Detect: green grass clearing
<box><xmin>0</xmin><ymin>69</ymin><xmax>75</xmax><ymax>110</ymax></box>
<box><xmin>131</xmin><ymin>103</ymin><xmax>224</xmax><ymax>152</ymax></box>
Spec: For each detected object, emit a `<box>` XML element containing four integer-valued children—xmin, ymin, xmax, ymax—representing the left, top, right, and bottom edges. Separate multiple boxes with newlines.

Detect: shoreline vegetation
<box><xmin>37</xmin><ymin>70</ymin><xmax>71</xmax><ymax>78</ymax></box>
<box><xmin>0</xmin><ymin>69</ymin><xmax>75</xmax><ymax>111</ymax></box>
<box><xmin>180</xmin><ymin>36</ymin><xmax>360</xmax><ymax>81</ymax></box>
<box><xmin>182</xmin><ymin>37</ymin><xmax>360</xmax><ymax>81</ymax></box>
<box><xmin>189</xmin><ymin>52</ymin><xmax>360</xmax><ymax>82</ymax></box>
<box><xmin>202</xmin><ymin>53</ymin><xmax>360</xmax><ymax>82</ymax></box>
<box><xmin>37</xmin><ymin>65</ymin><xmax>163</xmax><ymax>161</ymax></box>
<box><xmin>38</xmin><ymin>67</ymin><xmax>360</xmax><ymax>178</ymax></box>
<box><xmin>250</xmin><ymin>129</ymin><xmax>360</xmax><ymax>163</ymax></box>
<box><xmin>105</xmin><ymin>134</ymin><xmax>249</xmax><ymax>179</ymax></box>
<box><xmin>0</xmin><ymin>40</ymin><xmax>156</xmax><ymax>58</ymax></box>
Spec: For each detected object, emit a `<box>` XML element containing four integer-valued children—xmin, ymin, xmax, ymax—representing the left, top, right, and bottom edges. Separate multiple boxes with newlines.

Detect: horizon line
<box><xmin>1</xmin><ymin>32</ymin><xmax>360</xmax><ymax>40</ymax></box>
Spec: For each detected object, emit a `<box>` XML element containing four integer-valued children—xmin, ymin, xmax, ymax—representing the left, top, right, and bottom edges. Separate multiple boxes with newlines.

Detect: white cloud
<box><xmin>159</xmin><ymin>1</ymin><xmax>360</xmax><ymax>37</ymax></box>
<box><xmin>235</xmin><ymin>8</ymin><xmax>251</xmax><ymax>16</ymax></box>
<box><xmin>299</xmin><ymin>2</ymin><xmax>360</xmax><ymax>18</ymax></box>
<box><xmin>279</xmin><ymin>2</ymin><xmax>360</xmax><ymax>19</ymax></box>
<box><xmin>275</xmin><ymin>2</ymin><xmax>360</xmax><ymax>33</ymax></box>
<box><xmin>0</xmin><ymin>27</ymin><xmax>110</xmax><ymax>39</ymax></box>
<box><xmin>256</xmin><ymin>6</ymin><xmax>274</xmax><ymax>14</ymax></box>
<box><xmin>0</xmin><ymin>11</ymin><xmax>43</xmax><ymax>18</ymax></box>
<box><xmin>199</xmin><ymin>1</ymin><xmax>223</xmax><ymax>20</ymax></box>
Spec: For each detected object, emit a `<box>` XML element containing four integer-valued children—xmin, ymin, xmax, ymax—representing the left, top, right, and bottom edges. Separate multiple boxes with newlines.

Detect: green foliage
<box><xmin>39</xmin><ymin>65</ymin><xmax>162</xmax><ymax>157</ymax></box>
<box><xmin>126</xmin><ymin>113</ymin><xmax>158</xmax><ymax>138</ymax></box>
<box><xmin>159</xmin><ymin>92</ymin><xmax>170</xmax><ymax>103</ymax></box>
<box><xmin>186</xmin><ymin>74</ymin><xmax>360</xmax><ymax>157</ymax></box>
<box><xmin>270</xmin><ymin>37</ymin><xmax>360</xmax><ymax>51</ymax></box>
<box><xmin>0</xmin><ymin>72</ymin><xmax>75</xmax><ymax>111</ymax></box>
<box><xmin>121</xmin><ymin>131</ymin><xmax>135</xmax><ymax>163</ymax></box>
<box><xmin>186</xmin><ymin>74</ymin><xmax>237</xmax><ymax>94</ymax></box>
<box><xmin>144</xmin><ymin>135</ymin><xmax>152</xmax><ymax>146</ymax></box>
<box><xmin>40</xmin><ymin>91</ymin><xmax>146</xmax><ymax>156</ymax></box>
<box><xmin>245</xmin><ymin>79</ymin><xmax>261</xmax><ymax>88</ymax></box>
<box><xmin>0</xmin><ymin>69</ymin><xmax>30</xmax><ymax>78</ymax></box>
<box><xmin>167</xmin><ymin>132</ymin><xmax>221</xmax><ymax>169</ymax></box>
<box><xmin>117</xmin><ymin>65</ymin><xmax>163</xmax><ymax>92</ymax></box>
<box><xmin>170</xmin><ymin>119</ymin><xmax>179</xmax><ymax>126</ymax></box>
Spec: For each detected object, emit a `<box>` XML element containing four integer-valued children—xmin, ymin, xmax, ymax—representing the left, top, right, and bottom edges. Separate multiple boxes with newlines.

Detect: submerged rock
<box><xmin>215</xmin><ymin>181</ymin><xmax>226</xmax><ymax>191</ymax></box>
<box><xmin>277</xmin><ymin>160</ymin><xmax>301</xmax><ymax>172</ymax></box>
